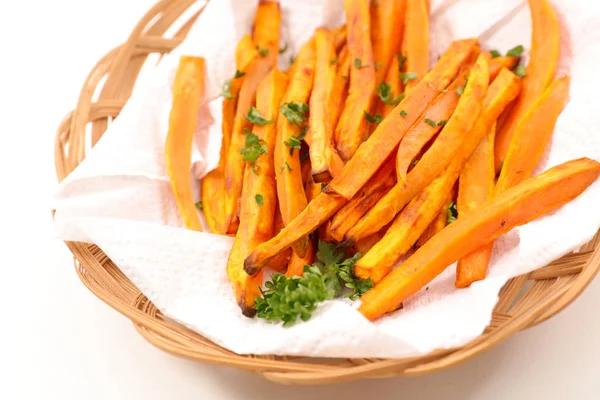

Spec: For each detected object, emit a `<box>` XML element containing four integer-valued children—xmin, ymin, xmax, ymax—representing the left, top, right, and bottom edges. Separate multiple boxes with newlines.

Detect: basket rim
<box><xmin>52</xmin><ymin>0</ymin><xmax>600</xmax><ymax>384</ymax></box>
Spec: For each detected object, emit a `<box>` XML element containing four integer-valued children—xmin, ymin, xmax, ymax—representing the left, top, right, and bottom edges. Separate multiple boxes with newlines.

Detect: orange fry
<box><xmin>224</xmin><ymin>1</ymin><xmax>280</xmax><ymax>233</ymax></box>
<box><xmin>227</xmin><ymin>69</ymin><xmax>288</xmax><ymax>316</ymax></box>
<box><xmin>275</xmin><ymin>39</ymin><xmax>316</xmax><ymax>258</ymax></box>
<box><xmin>489</xmin><ymin>55</ymin><xmax>519</xmax><ymax>80</ymax></box>
<box><xmin>494</xmin><ymin>0</ymin><xmax>560</xmax><ymax>172</ymax></box>
<box><xmin>416</xmin><ymin>186</ymin><xmax>456</xmax><ymax>247</ymax></box>
<box><xmin>165</xmin><ymin>56</ymin><xmax>205</xmax><ymax>232</ymax></box>
<box><xmin>331</xmin><ymin>46</ymin><xmax>351</xmax><ymax>145</ymax></box>
<box><xmin>335</xmin><ymin>0</ymin><xmax>376</xmax><ymax>162</ymax></box>
<box><xmin>371</xmin><ymin>0</ymin><xmax>406</xmax><ymax>84</ymax></box>
<box><xmin>358</xmin><ymin>158</ymin><xmax>600</xmax><ymax>320</ymax></box>
<box><xmin>309</xmin><ymin>28</ymin><xmax>345</xmax><ymax>183</ymax></box>
<box><xmin>401</xmin><ymin>0</ymin><xmax>429</xmax><ymax>94</ymax></box>
<box><xmin>202</xmin><ymin>36</ymin><xmax>258</xmax><ymax>234</ymax></box>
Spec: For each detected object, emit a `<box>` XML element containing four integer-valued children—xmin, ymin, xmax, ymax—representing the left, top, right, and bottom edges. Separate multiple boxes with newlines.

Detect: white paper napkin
<box><xmin>51</xmin><ymin>0</ymin><xmax>600</xmax><ymax>358</ymax></box>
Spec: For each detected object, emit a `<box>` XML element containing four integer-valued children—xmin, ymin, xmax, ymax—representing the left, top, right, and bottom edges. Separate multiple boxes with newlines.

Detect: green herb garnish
<box><xmin>354</xmin><ymin>58</ymin><xmax>369</xmax><ymax>69</ymax></box>
<box><xmin>364</xmin><ymin>111</ymin><xmax>383</xmax><ymax>124</ymax></box>
<box><xmin>234</xmin><ymin>70</ymin><xmax>245</xmax><ymax>78</ymax></box>
<box><xmin>397</xmin><ymin>54</ymin><xmax>407</xmax><ymax>70</ymax></box>
<box><xmin>255</xmin><ymin>194</ymin><xmax>264</xmax><ymax>206</ymax></box>
<box><xmin>506</xmin><ymin>45</ymin><xmax>524</xmax><ymax>57</ymax></box>
<box><xmin>400</xmin><ymin>72</ymin><xmax>418</xmax><ymax>85</ymax></box>
<box><xmin>280</xmin><ymin>102</ymin><xmax>309</xmax><ymax>126</ymax></box>
<box><xmin>513</xmin><ymin>65</ymin><xmax>526</xmax><ymax>78</ymax></box>
<box><xmin>257</xmin><ymin>47</ymin><xmax>270</xmax><ymax>57</ymax></box>
<box><xmin>400</xmin><ymin>110</ymin><xmax>408</xmax><ymax>117</ymax></box>
<box><xmin>437</xmin><ymin>119</ymin><xmax>447</xmax><ymax>127</ymax></box>
<box><xmin>240</xmin><ymin>128</ymin><xmax>267</xmax><ymax>164</ymax></box>
<box><xmin>424</xmin><ymin>118</ymin><xmax>437</xmax><ymax>127</ymax></box>
<box><xmin>254</xmin><ymin>241</ymin><xmax>372</xmax><ymax>326</ymax></box>
<box><xmin>376</xmin><ymin>82</ymin><xmax>405</xmax><ymax>106</ymax></box>
<box><xmin>245</xmin><ymin>106</ymin><xmax>275</xmax><ymax>126</ymax></box>
<box><xmin>279</xmin><ymin>42</ymin><xmax>288</xmax><ymax>54</ymax></box>
<box><xmin>219</xmin><ymin>79</ymin><xmax>234</xmax><ymax>99</ymax></box>
<box><xmin>284</xmin><ymin>125</ymin><xmax>308</xmax><ymax>155</ymax></box>
<box><xmin>374</xmin><ymin>61</ymin><xmax>382</xmax><ymax>70</ymax></box>
<box><xmin>195</xmin><ymin>201</ymin><xmax>203</xmax><ymax>211</ymax></box>
<box><xmin>490</xmin><ymin>50</ymin><xmax>502</xmax><ymax>58</ymax></box>
<box><xmin>447</xmin><ymin>201</ymin><xmax>458</xmax><ymax>224</ymax></box>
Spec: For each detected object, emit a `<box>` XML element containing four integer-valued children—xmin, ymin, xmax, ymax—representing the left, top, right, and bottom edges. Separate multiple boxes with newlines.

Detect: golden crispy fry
<box><xmin>415</xmin><ymin>186</ymin><xmax>456</xmax><ymax>248</ymax></box>
<box><xmin>202</xmin><ymin>36</ymin><xmax>258</xmax><ymax>234</ymax></box>
<box><xmin>227</xmin><ymin>70</ymin><xmax>288</xmax><ymax>316</ymax></box>
<box><xmin>401</xmin><ymin>0</ymin><xmax>429</xmax><ymax>94</ymax></box>
<box><xmin>275</xmin><ymin>39</ymin><xmax>316</xmax><ymax>258</ymax></box>
<box><xmin>224</xmin><ymin>2</ymin><xmax>280</xmax><ymax>233</ymax></box>
<box><xmin>166</xmin><ymin>56</ymin><xmax>206</xmax><ymax>232</ymax></box>
<box><xmin>331</xmin><ymin>46</ymin><xmax>351</xmax><ymax>145</ymax></box>
<box><xmin>335</xmin><ymin>0</ymin><xmax>377</xmax><ymax>161</ymax></box>
<box><xmin>310</xmin><ymin>28</ymin><xmax>345</xmax><ymax>183</ymax></box>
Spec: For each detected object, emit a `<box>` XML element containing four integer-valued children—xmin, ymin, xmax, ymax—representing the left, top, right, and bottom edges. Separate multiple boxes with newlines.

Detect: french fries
<box><xmin>494</xmin><ymin>0</ymin><xmax>560</xmax><ymax>172</ymax></box>
<box><xmin>202</xmin><ymin>36</ymin><xmax>258</xmax><ymax>234</ymax></box>
<box><xmin>165</xmin><ymin>0</ymin><xmax>598</xmax><ymax>325</ymax></box>
<box><xmin>223</xmin><ymin>1</ymin><xmax>280</xmax><ymax>233</ymax></box>
<box><xmin>309</xmin><ymin>28</ymin><xmax>344</xmax><ymax>183</ymax></box>
<box><xmin>359</xmin><ymin>158</ymin><xmax>600</xmax><ymax>320</ymax></box>
<box><xmin>165</xmin><ymin>56</ymin><xmax>206</xmax><ymax>232</ymax></box>
<box><xmin>227</xmin><ymin>69</ymin><xmax>288</xmax><ymax>316</ymax></box>
<box><xmin>401</xmin><ymin>0</ymin><xmax>429</xmax><ymax>94</ymax></box>
<box><xmin>335</xmin><ymin>0</ymin><xmax>377</xmax><ymax>162</ymax></box>
<box><xmin>275</xmin><ymin>39</ymin><xmax>316</xmax><ymax>258</ymax></box>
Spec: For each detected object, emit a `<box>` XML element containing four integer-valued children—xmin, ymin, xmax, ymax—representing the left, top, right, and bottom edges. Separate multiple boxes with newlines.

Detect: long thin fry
<box><xmin>202</xmin><ymin>36</ymin><xmax>258</xmax><ymax>234</ymax></box>
<box><xmin>266</xmin><ymin>204</ymin><xmax>292</xmax><ymax>272</ymax></box>
<box><xmin>165</xmin><ymin>56</ymin><xmax>205</xmax><ymax>232</ymax></box>
<box><xmin>494</xmin><ymin>0</ymin><xmax>560</xmax><ymax>172</ymax></box>
<box><xmin>455</xmin><ymin>122</ymin><xmax>496</xmax><ymax>288</ymax></box>
<box><xmin>244</xmin><ymin>39</ymin><xmax>478</xmax><ymax>274</ymax></box>
<box><xmin>310</xmin><ymin>28</ymin><xmax>344</xmax><ymax>183</ymax></box>
<box><xmin>223</xmin><ymin>2</ymin><xmax>280</xmax><ymax>233</ymax></box>
<box><xmin>358</xmin><ymin>158</ymin><xmax>600</xmax><ymax>320</ymax></box>
<box><xmin>371</xmin><ymin>0</ymin><xmax>406</xmax><ymax>84</ymax></box>
<box><xmin>335</xmin><ymin>0</ymin><xmax>376</xmax><ymax>162</ymax></box>
<box><xmin>331</xmin><ymin>46</ymin><xmax>351</xmax><ymax>145</ymax></box>
<box><xmin>329</xmin><ymin>159</ymin><xmax>396</xmax><ymax>242</ymax></box>
<box><xmin>346</xmin><ymin>68</ymin><xmax>520</xmax><ymax>244</ymax></box>
<box><xmin>227</xmin><ymin>69</ymin><xmax>288</xmax><ymax>316</ymax></box>
<box><xmin>401</xmin><ymin>0</ymin><xmax>429</xmax><ymax>94</ymax></box>
<box><xmin>496</xmin><ymin>76</ymin><xmax>571</xmax><ymax>193</ymax></box>
<box><xmin>325</xmin><ymin>38</ymin><xmax>479</xmax><ymax>200</ymax></box>
<box><xmin>275</xmin><ymin>39</ymin><xmax>316</xmax><ymax>258</ymax></box>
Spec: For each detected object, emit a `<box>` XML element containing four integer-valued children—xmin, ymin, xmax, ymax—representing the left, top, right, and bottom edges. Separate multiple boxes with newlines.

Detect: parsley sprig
<box><xmin>254</xmin><ymin>241</ymin><xmax>373</xmax><ymax>326</ymax></box>
<box><xmin>364</xmin><ymin>111</ymin><xmax>383</xmax><ymax>124</ymax></box>
<box><xmin>447</xmin><ymin>201</ymin><xmax>458</xmax><ymax>224</ymax></box>
<box><xmin>284</xmin><ymin>126</ymin><xmax>308</xmax><ymax>155</ymax></box>
<box><xmin>376</xmin><ymin>82</ymin><xmax>405</xmax><ymax>106</ymax></box>
<box><xmin>280</xmin><ymin>102</ymin><xmax>309</xmax><ymax>126</ymax></box>
<box><xmin>245</xmin><ymin>106</ymin><xmax>275</xmax><ymax>126</ymax></box>
<box><xmin>240</xmin><ymin>128</ymin><xmax>267</xmax><ymax>173</ymax></box>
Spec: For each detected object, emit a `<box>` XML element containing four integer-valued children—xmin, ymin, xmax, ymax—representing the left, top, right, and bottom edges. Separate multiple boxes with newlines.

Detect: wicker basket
<box><xmin>54</xmin><ymin>0</ymin><xmax>600</xmax><ymax>385</ymax></box>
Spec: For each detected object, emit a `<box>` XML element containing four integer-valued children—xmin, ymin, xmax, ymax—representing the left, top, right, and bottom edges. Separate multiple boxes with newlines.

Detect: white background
<box><xmin>0</xmin><ymin>0</ymin><xmax>598</xmax><ymax>399</ymax></box>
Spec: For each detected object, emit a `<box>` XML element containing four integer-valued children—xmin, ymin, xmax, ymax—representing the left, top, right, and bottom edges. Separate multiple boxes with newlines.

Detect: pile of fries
<box><xmin>165</xmin><ymin>0</ymin><xmax>600</xmax><ymax>324</ymax></box>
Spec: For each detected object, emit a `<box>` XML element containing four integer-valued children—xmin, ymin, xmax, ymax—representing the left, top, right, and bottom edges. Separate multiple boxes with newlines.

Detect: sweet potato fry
<box><xmin>489</xmin><ymin>55</ymin><xmax>519</xmax><ymax>81</ymax></box>
<box><xmin>309</xmin><ymin>28</ymin><xmax>345</xmax><ymax>183</ymax></box>
<box><xmin>401</xmin><ymin>0</ymin><xmax>429</xmax><ymax>94</ymax></box>
<box><xmin>331</xmin><ymin>46</ymin><xmax>351</xmax><ymax>145</ymax></box>
<box><xmin>346</xmin><ymin>68</ymin><xmax>520</xmax><ymax>243</ymax></box>
<box><xmin>335</xmin><ymin>0</ymin><xmax>376</xmax><ymax>162</ymax></box>
<box><xmin>165</xmin><ymin>56</ymin><xmax>205</xmax><ymax>232</ymax></box>
<box><xmin>227</xmin><ymin>69</ymin><xmax>288</xmax><ymax>316</ymax></box>
<box><xmin>352</xmin><ymin>227</ymin><xmax>387</xmax><ymax>255</ymax></box>
<box><xmin>371</xmin><ymin>0</ymin><xmax>406</xmax><ymax>84</ymax></box>
<box><xmin>329</xmin><ymin>159</ymin><xmax>396</xmax><ymax>242</ymax></box>
<box><xmin>455</xmin><ymin>122</ymin><xmax>496</xmax><ymax>288</ymax></box>
<box><xmin>354</xmin><ymin>157</ymin><xmax>463</xmax><ymax>284</ymax></box>
<box><xmin>223</xmin><ymin>2</ymin><xmax>280</xmax><ymax>233</ymax></box>
<box><xmin>244</xmin><ymin>39</ymin><xmax>478</xmax><ymax>274</ymax></box>
<box><xmin>494</xmin><ymin>0</ymin><xmax>560</xmax><ymax>172</ymax></box>
<box><xmin>275</xmin><ymin>39</ymin><xmax>316</xmax><ymax>258</ymax></box>
<box><xmin>325</xmin><ymin>38</ymin><xmax>479</xmax><ymax>200</ymax></box>
<box><xmin>496</xmin><ymin>76</ymin><xmax>571</xmax><ymax>193</ymax></box>
<box><xmin>266</xmin><ymin>204</ymin><xmax>292</xmax><ymax>272</ymax></box>
<box><xmin>395</xmin><ymin>72</ymin><xmax>468</xmax><ymax>181</ymax></box>
<box><xmin>358</xmin><ymin>157</ymin><xmax>600</xmax><ymax>320</ymax></box>
<box><xmin>415</xmin><ymin>186</ymin><xmax>455</xmax><ymax>248</ymax></box>
<box><xmin>202</xmin><ymin>36</ymin><xmax>258</xmax><ymax>234</ymax></box>
<box><xmin>398</xmin><ymin>53</ymin><xmax>490</xmax><ymax>182</ymax></box>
